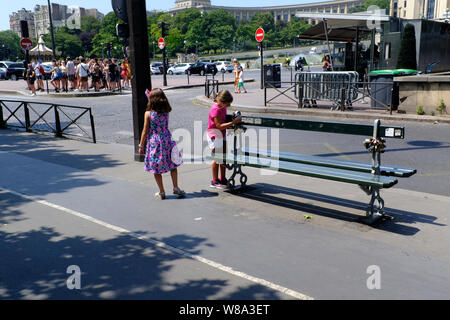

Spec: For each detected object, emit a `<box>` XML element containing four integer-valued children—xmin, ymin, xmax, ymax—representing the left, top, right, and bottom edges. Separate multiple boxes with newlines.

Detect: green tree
<box><xmin>43</xmin><ymin>29</ymin><xmax>83</xmax><ymax>59</ymax></box>
<box><xmin>0</xmin><ymin>30</ymin><xmax>23</xmax><ymax>61</ymax></box>
<box><xmin>172</xmin><ymin>9</ymin><xmax>202</xmax><ymax>34</ymax></box>
<box><xmin>184</xmin><ymin>18</ymin><xmax>208</xmax><ymax>54</ymax></box>
<box><xmin>80</xmin><ymin>16</ymin><xmax>101</xmax><ymax>33</ymax></box>
<box><xmin>91</xmin><ymin>12</ymin><xmax>124</xmax><ymax>58</ymax></box>
<box><xmin>396</xmin><ymin>23</ymin><xmax>417</xmax><ymax>70</ymax></box>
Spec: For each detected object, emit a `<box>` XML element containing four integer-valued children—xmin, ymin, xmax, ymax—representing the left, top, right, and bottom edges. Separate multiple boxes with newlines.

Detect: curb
<box><xmin>194</xmin><ymin>95</ymin><xmax>450</xmax><ymax>124</ymax></box>
<box><xmin>0</xmin><ymin>89</ymin><xmax>128</xmax><ymax>98</ymax></box>
<box><xmin>163</xmin><ymin>78</ymin><xmax>255</xmax><ymax>91</ymax></box>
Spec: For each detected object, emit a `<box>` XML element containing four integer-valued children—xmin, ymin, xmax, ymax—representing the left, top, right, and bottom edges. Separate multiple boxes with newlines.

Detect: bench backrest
<box><xmin>233</xmin><ymin>116</ymin><xmax>405</xmax><ymax>140</ymax></box>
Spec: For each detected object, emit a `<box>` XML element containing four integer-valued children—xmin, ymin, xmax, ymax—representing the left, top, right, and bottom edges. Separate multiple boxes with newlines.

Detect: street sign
<box><xmin>158</xmin><ymin>37</ymin><xmax>165</xmax><ymax>50</ymax></box>
<box><xmin>255</xmin><ymin>28</ymin><xmax>265</xmax><ymax>42</ymax></box>
<box><xmin>20</xmin><ymin>38</ymin><xmax>33</xmax><ymax>50</ymax></box>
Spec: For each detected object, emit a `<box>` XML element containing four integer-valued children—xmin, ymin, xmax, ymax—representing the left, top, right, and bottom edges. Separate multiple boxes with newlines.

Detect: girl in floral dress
<box><xmin>139</xmin><ymin>88</ymin><xmax>185</xmax><ymax>199</ymax></box>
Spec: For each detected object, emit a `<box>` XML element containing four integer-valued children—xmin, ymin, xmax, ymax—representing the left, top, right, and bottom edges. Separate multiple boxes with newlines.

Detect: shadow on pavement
<box><xmin>0</xmin><ymin>224</ymin><xmax>284</xmax><ymax>300</ymax></box>
<box><xmin>228</xmin><ymin>183</ymin><xmax>445</xmax><ymax>235</ymax></box>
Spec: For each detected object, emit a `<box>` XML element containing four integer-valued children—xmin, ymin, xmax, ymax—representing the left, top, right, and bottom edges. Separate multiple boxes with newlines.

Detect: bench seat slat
<box><xmin>209</xmin><ymin>154</ymin><xmax>398</xmax><ymax>189</ymax></box>
<box><xmin>243</xmin><ymin>148</ymin><xmax>417</xmax><ymax>178</ymax></box>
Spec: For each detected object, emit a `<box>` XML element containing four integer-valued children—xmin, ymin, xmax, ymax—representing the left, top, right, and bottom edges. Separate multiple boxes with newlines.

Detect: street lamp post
<box><xmin>47</xmin><ymin>0</ymin><xmax>56</xmax><ymax>60</ymax></box>
<box><xmin>195</xmin><ymin>40</ymin><xmax>198</xmax><ymax>56</ymax></box>
<box><xmin>152</xmin><ymin>41</ymin><xmax>156</xmax><ymax>61</ymax></box>
<box><xmin>184</xmin><ymin>40</ymin><xmax>187</xmax><ymax>62</ymax></box>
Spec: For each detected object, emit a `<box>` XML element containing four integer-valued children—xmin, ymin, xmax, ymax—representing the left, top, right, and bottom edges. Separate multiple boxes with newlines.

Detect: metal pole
<box><xmin>260</xmin><ymin>42</ymin><xmax>264</xmax><ymax>89</ymax></box>
<box><xmin>370</xmin><ymin>28</ymin><xmax>375</xmax><ymax>72</ymax></box>
<box><xmin>127</xmin><ymin>0</ymin><xmax>151</xmax><ymax>162</ymax></box>
<box><xmin>354</xmin><ymin>26</ymin><xmax>359</xmax><ymax>72</ymax></box>
<box><xmin>323</xmin><ymin>19</ymin><xmax>333</xmax><ymax>71</ymax></box>
<box><xmin>47</xmin><ymin>0</ymin><xmax>56</xmax><ymax>60</ymax></box>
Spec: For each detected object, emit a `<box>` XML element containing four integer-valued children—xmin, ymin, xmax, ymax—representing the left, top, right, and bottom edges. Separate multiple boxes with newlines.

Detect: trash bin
<box><xmin>264</xmin><ymin>64</ymin><xmax>281</xmax><ymax>88</ymax></box>
<box><xmin>369</xmin><ymin>69</ymin><xmax>417</xmax><ymax>110</ymax></box>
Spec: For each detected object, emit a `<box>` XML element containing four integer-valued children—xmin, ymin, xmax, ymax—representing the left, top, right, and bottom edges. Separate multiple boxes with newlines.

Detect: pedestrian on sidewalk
<box><xmin>233</xmin><ymin>60</ymin><xmax>239</xmax><ymax>93</ymax></box>
<box><xmin>76</xmin><ymin>58</ymin><xmax>90</xmax><ymax>92</ymax></box>
<box><xmin>207</xmin><ymin>90</ymin><xmax>241</xmax><ymax>189</ymax></box>
<box><xmin>66</xmin><ymin>57</ymin><xmax>76</xmax><ymax>90</ymax></box>
<box><xmin>25</xmin><ymin>63</ymin><xmax>36</xmax><ymax>96</ymax></box>
<box><xmin>237</xmin><ymin>66</ymin><xmax>247</xmax><ymax>93</ymax></box>
<box><xmin>48</xmin><ymin>60</ymin><xmax>62</xmax><ymax>93</ymax></box>
<box><xmin>139</xmin><ymin>88</ymin><xmax>185</xmax><ymax>200</ymax></box>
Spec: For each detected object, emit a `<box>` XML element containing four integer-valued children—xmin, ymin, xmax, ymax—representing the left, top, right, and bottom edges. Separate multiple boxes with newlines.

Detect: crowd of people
<box><xmin>25</xmin><ymin>57</ymin><xmax>132</xmax><ymax>96</ymax></box>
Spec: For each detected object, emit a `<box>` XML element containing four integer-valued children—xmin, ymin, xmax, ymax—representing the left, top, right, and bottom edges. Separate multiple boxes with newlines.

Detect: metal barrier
<box><xmin>263</xmin><ymin>72</ymin><xmax>398</xmax><ymax>113</ymax></box>
<box><xmin>0</xmin><ymin>99</ymin><xmax>96</xmax><ymax>143</ymax></box>
<box><xmin>205</xmin><ymin>79</ymin><xmax>219</xmax><ymax>98</ymax></box>
<box><xmin>295</xmin><ymin>71</ymin><xmax>359</xmax><ymax>109</ymax></box>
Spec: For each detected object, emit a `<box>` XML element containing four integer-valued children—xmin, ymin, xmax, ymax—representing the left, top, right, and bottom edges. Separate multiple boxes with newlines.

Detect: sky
<box><xmin>1</xmin><ymin>0</ymin><xmax>328</xmax><ymax>31</ymax></box>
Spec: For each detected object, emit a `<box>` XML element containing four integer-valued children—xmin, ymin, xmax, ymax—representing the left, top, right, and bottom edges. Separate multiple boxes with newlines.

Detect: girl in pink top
<box><xmin>207</xmin><ymin>90</ymin><xmax>241</xmax><ymax>189</ymax></box>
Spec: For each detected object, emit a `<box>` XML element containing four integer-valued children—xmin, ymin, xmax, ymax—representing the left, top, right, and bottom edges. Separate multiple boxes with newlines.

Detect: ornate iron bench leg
<box><xmin>226</xmin><ymin>162</ymin><xmax>248</xmax><ymax>191</ymax></box>
<box><xmin>359</xmin><ymin>186</ymin><xmax>385</xmax><ymax>224</ymax></box>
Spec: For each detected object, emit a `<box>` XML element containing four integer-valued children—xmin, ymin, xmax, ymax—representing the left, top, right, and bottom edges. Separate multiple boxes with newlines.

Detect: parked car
<box><xmin>0</xmin><ymin>67</ymin><xmax>6</xmax><ymax>80</ymax></box>
<box><xmin>185</xmin><ymin>62</ymin><xmax>217</xmax><ymax>76</ymax></box>
<box><xmin>167</xmin><ymin>63</ymin><xmax>192</xmax><ymax>75</ymax></box>
<box><xmin>150</xmin><ymin>66</ymin><xmax>161</xmax><ymax>75</ymax></box>
<box><xmin>0</xmin><ymin>61</ymin><xmax>26</xmax><ymax>81</ymax></box>
<box><xmin>213</xmin><ymin>61</ymin><xmax>234</xmax><ymax>73</ymax></box>
<box><xmin>150</xmin><ymin>62</ymin><xmax>163</xmax><ymax>74</ymax></box>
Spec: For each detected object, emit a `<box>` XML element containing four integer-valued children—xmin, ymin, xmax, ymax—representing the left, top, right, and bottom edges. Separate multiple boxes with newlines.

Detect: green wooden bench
<box><xmin>207</xmin><ymin>115</ymin><xmax>417</xmax><ymax>224</ymax></box>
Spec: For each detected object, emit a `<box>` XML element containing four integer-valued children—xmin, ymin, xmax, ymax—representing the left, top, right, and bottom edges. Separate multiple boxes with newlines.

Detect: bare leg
<box><xmin>170</xmin><ymin>168</ymin><xmax>179</xmax><ymax>189</ymax></box>
<box><xmin>219</xmin><ymin>164</ymin><xmax>226</xmax><ymax>181</ymax></box>
<box><xmin>153</xmin><ymin>173</ymin><xmax>164</xmax><ymax>193</ymax></box>
<box><xmin>212</xmin><ymin>161</ymin><xmax>219</xmax><ymax>181</ymax></box>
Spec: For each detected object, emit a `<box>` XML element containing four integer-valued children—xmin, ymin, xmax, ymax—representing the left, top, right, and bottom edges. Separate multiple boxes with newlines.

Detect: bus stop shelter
<box><xmin>296</xmin><ymin>12</ymin><xmax>390</xmax><ymax>72</ymax></box>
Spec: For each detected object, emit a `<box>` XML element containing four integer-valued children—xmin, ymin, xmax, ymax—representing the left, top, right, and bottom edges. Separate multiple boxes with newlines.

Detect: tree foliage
<box><xmin>0</xmin><ymin>30</ymin><xmax>22</xmax><ymax>61</ymax></box>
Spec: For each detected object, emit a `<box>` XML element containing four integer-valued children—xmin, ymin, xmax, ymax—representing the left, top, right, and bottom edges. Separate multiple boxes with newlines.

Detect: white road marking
<box><xmin>0</xmin><ymin>185</ymin><xmax>314</xmax><ymax>300</ymax></box>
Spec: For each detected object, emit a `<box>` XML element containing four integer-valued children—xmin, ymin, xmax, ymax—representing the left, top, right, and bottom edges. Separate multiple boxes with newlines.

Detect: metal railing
<box><xmin>264</xmin><ymin>71</ymin><xmax>398</xmax><ymax>113</ymax></box>
<box><xmin>205</xmin><ymin>79</ymin><xmax>219</xmax><ymax>99</ymax></box>
<box><xmin>0</xmin><ymin>99</ymin><xmax>96</xmax><ymax>143</ymax></box>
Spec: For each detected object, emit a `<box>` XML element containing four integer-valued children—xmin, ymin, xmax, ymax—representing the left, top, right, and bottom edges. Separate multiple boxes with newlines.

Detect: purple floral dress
<box><xmin>145</xmin><ymin>112</ymin><xmax>182</xmax><ymax>174</ymax></box>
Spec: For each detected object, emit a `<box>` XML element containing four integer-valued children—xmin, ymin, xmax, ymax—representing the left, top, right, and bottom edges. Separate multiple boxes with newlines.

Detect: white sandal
<box><xmin>173</xmin><ymin>187</ymin><xmax>185</xmax><ymax>197</ymax></box>
<box><xmin>155</xmin><ymin>192</ymin><xmax>166</xmax><ymax>200</ymax></box>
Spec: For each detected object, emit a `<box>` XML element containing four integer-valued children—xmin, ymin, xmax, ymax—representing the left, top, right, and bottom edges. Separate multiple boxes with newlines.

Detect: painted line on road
<box><xmin>0</xmin><ymin>185</ymin><xmax>314</xmax><ymax>300</ymax></box>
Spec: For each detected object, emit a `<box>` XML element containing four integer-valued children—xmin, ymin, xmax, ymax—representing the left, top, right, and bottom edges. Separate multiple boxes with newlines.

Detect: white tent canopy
<box><xmin>29</xmin><ymin>35</ymin><xmax>59</xmax><ymax>60</ymax></box>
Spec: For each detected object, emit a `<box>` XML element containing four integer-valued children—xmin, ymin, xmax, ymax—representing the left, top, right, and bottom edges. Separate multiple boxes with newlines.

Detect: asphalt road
<box><xmin>1</xmin><ymin>80</ymin><xmax>450</xmax><ymax>301</ymax></box>
<box><xmin>1</xmin><ymin>72</ymin><xmax>450</xmax><ymax>197</ymax></box>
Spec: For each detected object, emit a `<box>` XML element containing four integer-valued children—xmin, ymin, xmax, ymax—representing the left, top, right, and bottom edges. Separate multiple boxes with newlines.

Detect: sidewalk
<box><xmin>195</xmin><ymin>86</ymin><xmax>450</xmax><ymax>124</ymax></box>
<box><xmin>1</xmin><ymin>129</ymin><xmax>450</xmax><ymax>299</ymax></box>
<box><xmin>0</xmin><ymin>74</ymin><xmax>254</xmax><ymax>98</ymax></box>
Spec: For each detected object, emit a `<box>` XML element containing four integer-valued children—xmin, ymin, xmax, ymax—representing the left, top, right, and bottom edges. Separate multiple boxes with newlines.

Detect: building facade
<box><xmin>390</xmin><ymin>0</ymin><xmax>450</xmax><ymax>20</ymax></box>
<box><xmin>169</xmin><ymin>0</ymin><xmax>366</xmax><ymax>25</ymax></box>
<box><xmin>66</xmin><ymin>7</ymin><xmax>104</xmax><ymax>30</ymax></box>
<box><xmin>33</xmin><ymin>4</ymin><xmax>68</xmax><ymax>38</ymax></box>
<box><xmin>9</xmin><ymin>8</ymin><xmax>36</xmax><ymax>39</ymax></box>
<box><xmin>9</xmin><ymin>3</ymin><xmax>104</xmax><ymax>39</ymax></box>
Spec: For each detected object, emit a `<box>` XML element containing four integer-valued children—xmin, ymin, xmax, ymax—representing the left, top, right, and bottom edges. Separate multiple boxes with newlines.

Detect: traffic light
<box><xmin>20</xmin><ymin>20</ymin><xmax>29</xmax><ymax>38</ymax></box>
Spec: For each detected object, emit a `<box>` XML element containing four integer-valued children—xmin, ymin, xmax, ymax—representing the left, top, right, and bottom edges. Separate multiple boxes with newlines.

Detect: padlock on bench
<box><xmin>232</xmin><ymin>110</ymin><xmax>247</xmax><ymax>135</ymax></box>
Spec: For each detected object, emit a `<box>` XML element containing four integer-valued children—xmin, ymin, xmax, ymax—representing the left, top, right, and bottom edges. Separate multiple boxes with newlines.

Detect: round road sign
<box><xmin>158</xmin><ymin>37</ymin><xmax>165</xmax><ymax>50</ymax></box>
<box><xmin>20</xmin><ymin>38</ymin><xmax>33</xmax><ymax>50</ymax></box>
<box><xmin>255</xmin><ymin>28</ymin><xmax>265</xmax><ymax>42</ymax></box>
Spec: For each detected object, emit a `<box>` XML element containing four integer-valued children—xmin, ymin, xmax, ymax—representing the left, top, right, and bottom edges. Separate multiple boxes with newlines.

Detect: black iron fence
<box><xmin>264</xmin><ymin>78</ymin><xmax>398</xmax><ymax>114</ymax></box>
<box><xmin>205</xmin><ymin>79</ymin><xmax>219</xmax><ymax>99</ymax></box>
<box><xmin>0</xmin><ymin>99</ymin><xmax>96</xmax><ymax>143</ymax></box>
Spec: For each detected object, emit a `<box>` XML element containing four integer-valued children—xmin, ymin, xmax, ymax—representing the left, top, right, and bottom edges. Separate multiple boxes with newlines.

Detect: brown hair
<box><xmin>213</xmin><ymin>89</ymin><xmax>233</xmax><ymax>104</ymax></box>
<box><xmin>146</xmin><ymin>88</ymin><xmax>172</xmax><ymax>113</ymax></box>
